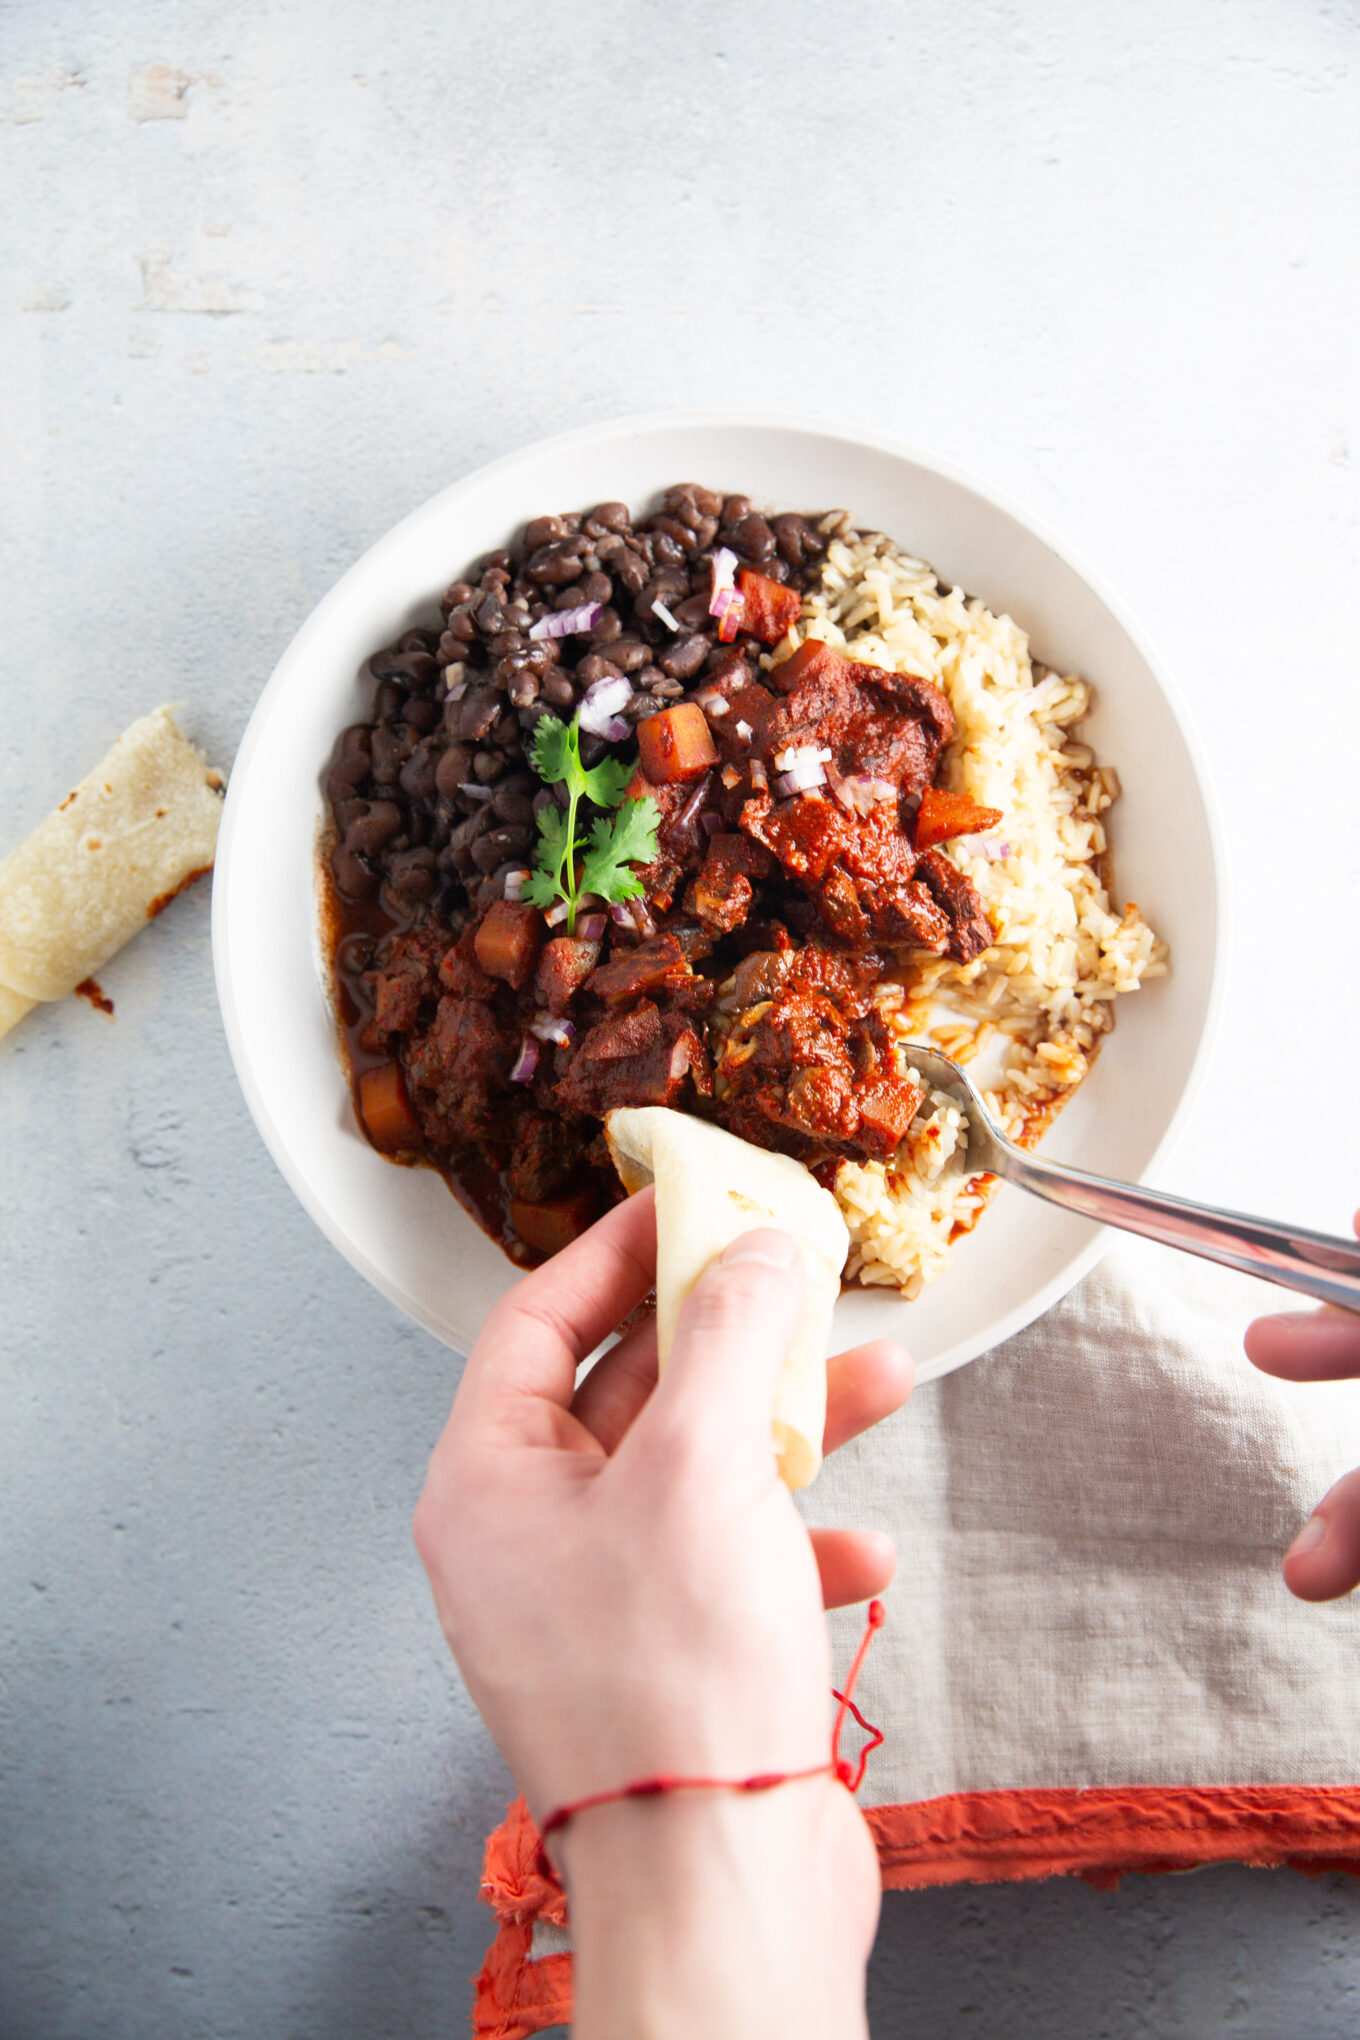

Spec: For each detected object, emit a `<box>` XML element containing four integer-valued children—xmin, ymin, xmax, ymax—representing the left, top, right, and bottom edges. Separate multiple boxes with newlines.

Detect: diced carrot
<box><xmin>474</xmin><ymin>899</ymin><xmax>545</xmax><ymax>990</ymax></box>
<box><xmin>509</xmin><ymin>1187</ymin><xmax>599</xmax><ymax>1258</ymax></box>
<box><xmin>736</xmin><ymin>568</ymin><xmax>802</xmax><ymax>645</ymax></box>
<box><xmin>768</xmin><ymin>636</ymin><xmax>850</xmax><ymax>693</ymax></box>
<box><xmin>637</xmin><ymin>703</ymin><xmax>719</xmax><ymax>783</ymax></box>
<box><xmin>357</xmin><ymin>1062</ymin><xmax>422</xmax><ymax>1153</ymax></box>
<box><xmin>914</xmin><ymin>786</ymin><xmax>1004</xmax><ymax>850</ymax></box>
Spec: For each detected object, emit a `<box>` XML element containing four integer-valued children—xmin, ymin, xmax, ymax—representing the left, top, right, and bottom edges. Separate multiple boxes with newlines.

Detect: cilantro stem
<box><xmin>562</xmin><ymin>782</ymin><xmax>580</xmax><ymax>934</ymax></box>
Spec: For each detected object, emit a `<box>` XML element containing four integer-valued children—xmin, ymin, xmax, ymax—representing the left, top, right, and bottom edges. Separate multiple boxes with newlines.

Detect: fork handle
<box><xmin>996</xmin><ymin>1146</ymin><xmax>1360</xmax><ymax>1313</ymax></box>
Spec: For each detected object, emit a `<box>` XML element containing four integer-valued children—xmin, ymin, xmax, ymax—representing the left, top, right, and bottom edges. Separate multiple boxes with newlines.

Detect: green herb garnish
<box><xmin>522</xmin><ymin>715</ymin><xmax>660</xmax><ymax>933</ymax></box>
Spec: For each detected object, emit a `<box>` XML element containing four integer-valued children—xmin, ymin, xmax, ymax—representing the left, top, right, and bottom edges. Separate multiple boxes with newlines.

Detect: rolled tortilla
<box><xmin>605</xmin><ymin>1106</ymin><xmax>849</xmax><ymax>1490</ymax></box>
<box><xmin>0</xmin><ymin>707</ymin><xmax>224</xmax><ymax>1037</ymax></box>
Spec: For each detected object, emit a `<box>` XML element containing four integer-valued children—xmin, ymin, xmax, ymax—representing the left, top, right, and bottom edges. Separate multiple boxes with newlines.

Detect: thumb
<box><xmin>637</xmin><ymin>1229</ymin><xmax>807</xmax><ymax>1473</ymax></box>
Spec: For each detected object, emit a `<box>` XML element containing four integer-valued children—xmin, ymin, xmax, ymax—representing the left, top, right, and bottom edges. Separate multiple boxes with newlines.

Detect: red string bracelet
<box><xmin>536</xmin><ymin>1598</ymin><xmax>886</xmax><ymax>1867</ymax></box>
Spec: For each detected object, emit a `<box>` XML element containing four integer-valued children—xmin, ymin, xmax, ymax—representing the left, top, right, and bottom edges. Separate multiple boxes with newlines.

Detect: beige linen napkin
<box><xmin>474</xmin><ymin>1239</ymin><xmax>1360</xmax><ymax>2036</ymax></box>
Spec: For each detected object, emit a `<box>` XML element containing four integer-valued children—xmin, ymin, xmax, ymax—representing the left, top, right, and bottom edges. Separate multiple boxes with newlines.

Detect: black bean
<box><xmin>578</xmin><ymin>733</ymin><xmax>607</xmax><ymax>768</ymax></box>
<box><xmin>589</xmin><ymin>501</ymin><xmax>630</xmax><ymax>533</ymax></box>
<box><xmin>722</xmin><ymin>494</ymin><xmax>752</xmax><ymax>525</ymax></box>
<box><xmin>442</xmin><ymin>579</ymin><xmax>476</xmax><ymax>610</ymax></box>
<box><xmin>346</xmin><ymin>800</ymin><xmax>404</xmax><ymax>854</ymax></box>
<box><xmin>636</xmin><ymin>664</ymin><xmax>665</xmax><ymax>692</ymax></box>
<box><xmin>400</xmin><ymin>743</ymin><xmax>439</xmax><ymax>801</ymax></box>
<box><xmin>577</xmin><ymin>653</ymin><xmax>623</xmax><ymax>687</ymax></box>
<box><xmin>488</xmin><ymin>629</ymin><xmax>526</xmax><ymax>658</ymax></box>
<box><xmin>532</xmin><ymin>788</ymin><xmax>557</xmax><ymax>817</ymax></box>
<box><xmin>541</xmin><ymin>671</ymin><xmax>576</xmax><ymax>708</ymax></box>
<box><xmin>490</xmin><ymin>710</ymin><xmax>520</xmax><ymax>749</ymax></box>
<box><xmin>659</xmin><ymin>634</ymin><xmax>708</xmax><ymax>681</ymax></box>
<box><xmin>614</xmin><ymin>548</ymin><xmax>649</xmax><ymax>595</ymax></box>
<box><xmin>674</xmin><ymin>593</ymin><xmax>712</xmax><ymax>628</ymax></box>
<box><xmin>582</xmin><ymin>571</ymin><xmax>613</xmax><ymax>605</ymax></box>
<box><xmin>527</xmin><ymin>539</ymin><xmax>588</xmax><ymax>587</ymax></box>
<box><xmin>693</xmin><ymin>515</ymin><xmax>720</xmax><ymax>550</ymax></box>
<box><xmin>403</xmin><ymin>694</ymin><xmax>440</xmax><ymax>734</ymax></box>
<box><xmin>481</xmin><ymin>549</ymin><xmax>513</xmax><ymax>573</ymax></box>
<box><xmin>339</xmin><ymin>722</ymin><xmax>372</xmax><ymax>757</ymax></box>
<box><xmin>651</xmin><ymin>530</ymin><xmax>687</xmax><ymax>568</ymax></box>
<box><xmin>651</xmin><ymin>514</ymin><xmax>698</xmax><ymax>555</ymax></box>
<box><xmin>370</xmin><ymin>725</ymin><xmax>412</xmax><ymax>782</ymax></box>
<box><xmin>471</xmin><ymin>832</ymin><xmax>507</xmax><ymax>874</ymax></box>
<box><xmin>385</xmin><ymin>848</ymin><xmax>438</xmax><ymax>902</ymax></box>
<box><xmin>491</xmin><ymin>785</ymin><xmax>536</xmax><ymax>825</ymax></box>
<box><xmin>485</xmin><ymin>823</ymin><xmax>531</xmax><ymax>859</ymax></box>
<box><xmin>507</xmin><ymin>670</ymin><xmax>540</xmax><ymax>709</ymax></box>
<box><xmin>588</xmin><ymin>605</ymin><xmax>622</xmax><ymax>644</ymax></box>
<box><xmin>473</xmin><ymin>750</ymin><xmax>503</xmax><ymax>783</ymax></box>
<box><xmin>609</xmin><ymin>635</ymin><xmax>650</xmax><ymax>673</ymax></box>
<box><xmin>332</xmin><ymin>796</ymin><xmax>365</xmax><ymax>834</ymax></box>
<box><xmin>731</xmin><ymin>512</ymin><xmax>775</xmax><ymax>562</ymax></box>
<box><xmin>523</xmin><ymin>515</ymin><xmax>565</xmax><ymax>550</ymax></box>
<box><xmin>374</xmin><ymin>679</ymin><xmax>405</xmax><ymax>721</ymax></box>
<box><xmin>474</xmin><ymin>591</ymin><xmax>505</xmax><ymax>634</ymax></box>
<box><xmin>327</xmin><ymin>751</ymin><xmax>370</xmax><ymax>803</ymax></box>
<box><xmin>330</xmin><ymin>842</ymin><xmax>377</xmax><ymax>900</ymax></box>
<box><xmin>651</xmin><ymin>678</ymin><xmax>685</xmax><ymax>699</ymax></box>
<box><xmin>445</xmin><ymin>608</ymin><xmax>478</xmax><ymax>643</ymax></box>
<box><xmin>457</xmin><ymin>689</ymin><xmax>501</xmax><ymax>741</ymax></box>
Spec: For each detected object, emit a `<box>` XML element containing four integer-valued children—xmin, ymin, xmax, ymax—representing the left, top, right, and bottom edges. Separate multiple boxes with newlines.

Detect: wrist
<box><xmin>560</xmin><ymin>1777</ymin><xmax>879</xmax><ymax>2040</ymax></box>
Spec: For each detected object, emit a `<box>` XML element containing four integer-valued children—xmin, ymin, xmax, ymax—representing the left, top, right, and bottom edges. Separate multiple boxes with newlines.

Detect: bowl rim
<box><xmin>213</xmin><ymin>407</ymin><xmax>1231</xmax><ymax>1371</ymax></box>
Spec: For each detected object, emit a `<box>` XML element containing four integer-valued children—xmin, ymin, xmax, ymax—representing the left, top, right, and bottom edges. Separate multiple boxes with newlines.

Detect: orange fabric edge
<box><xmin>869</xmin><ymin>1784</ymin><xmax>1360</xmax><ymax>1891</ymax></box>
<box><xmin>472</xmin><ymin>1785</ymin><xmax>1360</xmax><ymax>2036</ymax></box>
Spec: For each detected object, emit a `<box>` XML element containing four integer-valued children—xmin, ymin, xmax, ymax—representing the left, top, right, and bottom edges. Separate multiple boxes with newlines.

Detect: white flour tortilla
<box><xmin>605</xmin><ymin>1106</ymin><xmax>850</xmax><ymax>1490</ymax></box>
<box><xmin>0</xmin><ymin>707</ymin><xmax>223</xmax><ymax>1035</ymax></box>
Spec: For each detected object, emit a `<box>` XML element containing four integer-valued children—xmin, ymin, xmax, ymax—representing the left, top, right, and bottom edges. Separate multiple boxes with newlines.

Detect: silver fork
<box><xmin>903</xmin><ymin>1045</ymin><xmax>1360</xmax><ymax>1312</ymax></box>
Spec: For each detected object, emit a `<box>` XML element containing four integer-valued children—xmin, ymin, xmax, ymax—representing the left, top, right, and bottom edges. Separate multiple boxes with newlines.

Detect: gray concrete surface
<box><xmin>3</xmin><ymin>1</ymin><xmax>1359</xmax><ymax>2033</ymax></box>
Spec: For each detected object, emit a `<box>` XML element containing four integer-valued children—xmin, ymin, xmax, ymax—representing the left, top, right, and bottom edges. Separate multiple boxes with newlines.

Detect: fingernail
<box><xmin>720</xmin><ymin>1230</ymin><xmax>800</xmax><ymax>1271</ymax></box>
<box><xmin>1288</xmin><ymin>1514</ymin><xmax>1328</xmax><ymax>1559</ymax></box>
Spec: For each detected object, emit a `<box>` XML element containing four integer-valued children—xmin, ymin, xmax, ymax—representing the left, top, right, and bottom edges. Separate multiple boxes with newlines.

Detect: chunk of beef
<box><xmin>714</xmin><ymin>944</ymin><xmax>924</xmax><ymax>1163</ymax></box>
<box><xmin>438</xmin><ymin>926</ymin><xmax>498</xmax><ymax>1000</ymax></box>
<box><xmin>584</xmin><ymin>932</ymin><xmax>693</xmax><ymax>1006</ymax></box>
<box><xmin>505</xmin><ymin>1107</ymin><xmax>581</xmax><ymax>1201</ymax></box>
<box><xmin>406</xmin><ymin>993</ymin><xmax>512</xmax><ymax>1147</ymax></box>
<box><xmin>535</xmin><ymin>935</ymin><xmax>602</xmax><ymax>1016</ymax></box>
<box><xmin>624</xmin><ymin>769</ymin><xmax>711</xmax><ymax>911</ymax></box>
<box><xmin>915</xmin><ymin>847</ymin><xmax>995</xmax><ymax>963</ymax></box>
<box><xmin>684</xmin><ymin>832</ymin><xmax>777</xmax><ymax>934</ymax></box>
<box><xmin>556</xmin><ymin>1001</ymin><xmax>712</xmax><ymax>1118</ymax></box>
<box><xmin>364</xmin><ymin>924</ymin><xmax>445</xmax><ymax>1039</ymax></box>
<box><xmin>763</xmin><ymin>639</ymin><xmax>954</xmax><ymax>798</ymax></box>
<box><xmin>741</xmin><ymin>794</ymin><xmax>951</xmax><ymax>953</ymax></box>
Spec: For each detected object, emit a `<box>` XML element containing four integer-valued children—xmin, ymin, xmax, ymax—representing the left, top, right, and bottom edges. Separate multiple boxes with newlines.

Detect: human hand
<box><xmin>414</xmin><ymin>1189</ymin><xmax>911</xmax><ymax>2038</ymax></box>
<box><xmin>1244</xmin><ymin>1210</ymin><xmax>1360</xmax><ymax>1600</ymax></box>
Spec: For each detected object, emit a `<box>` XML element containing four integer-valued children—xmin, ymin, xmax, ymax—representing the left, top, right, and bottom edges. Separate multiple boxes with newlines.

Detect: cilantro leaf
<box><xmin>524</xmin><ymin>713</ymin><xmax>655</xmax><ymax>931</ymax></box>
<box><xmin>579</xmin><ymin>753</ymin><xmax>634</xmax><ymax>810</ymax></box>
<box><xmin>529</xmin><ymin>714</ymin><xmax>574</xmax><ymax>789</ymax></box>
<box><xmin>578</xmin><ymin>797</ymin><xmax>661</xmax><ymax>903</ymax></box>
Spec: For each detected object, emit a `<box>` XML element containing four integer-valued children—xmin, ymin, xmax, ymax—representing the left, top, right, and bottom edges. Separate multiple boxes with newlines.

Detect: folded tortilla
<box><xmin>0</xmin><ymin>707</ymin><xmax>224</xmax><ymax>1037</ymax></box>
<box><xmin>605</xmin><ymin>1106</ymin><xmax>850</xmax><ymax>1490</ymax></box>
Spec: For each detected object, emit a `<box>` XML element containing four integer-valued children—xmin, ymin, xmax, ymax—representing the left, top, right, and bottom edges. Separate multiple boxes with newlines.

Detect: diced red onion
<box><xmin>734</xmin><ymin>719</ymin><xmax>753</xmax><ymax>742</ymax></box>
<box><xmin>772</xmin><ymin>743</ymin><xmax>829</xmax><ymax>774</ymax></box>
<box><xmin>545</xmin><ymin>899</ymin><xmax>571</xmax><ymax>927</ymax></box>
<box><xmin>651</xmin><ymin>598</ymin><xmax>680</xmax><ymax>632</ymax></box>
<box><xmin>976</xmin><ymin>837</ymin><xmax>1012</xmax><ymax>861</ymax></box>
<box><xmin>458</xmin><ymin>782</ymin><xmax>495</xmax><ymax>803</ymax></box>
<box><xmin>667</xmin><ymin>1037</ymin><xmax>694</xmax><ymax>1079</ymax></box>
<box><xmin>692</xmin><ymin>686</ymin><xmax>729</xmax><ymax>718</ymax></box>
<box><xmin>530</xmin><ymin>1013</ymin><xmax>576</xmax><ymax>1046</ymax></box>
<box><xmin>825</xmin><ymin>761</ymin><xmax>896</xmax><ymax>817</ymax></box>
<box><xmin>750</xmin><ymin>757</ymin><xmax>768</xmax><ymax>792</ymax></box>
<box><xmin>700</xmin><ymin>810</ymin><xmax>723</xmax><ymax>836</ymax></box>
<box><xmin>502</xmin><ymin>867</ymin><xmax>531</xmax><ymax>901</ymax></box>
<box><xmin>577</xmin><ymin>673</ymin><xmax>634</xmax><ymax>739</ymax></box>
<box><xmin>674</xmin><ymin>776</ymin><xmax>710</xmax><ymax>838</ymax></box>
<box><xmin>710</xmin><ymin>547</ymin><xmax>738</xmax><ymax>600</ymax></box>
<box><xmin>772</xmin><ymin>749</ymin><xmax>828</xmax><ymax>795</ymax></box>
<box><xmin>509</xmin><ymin>1036</ymin><xmax>540</xmax><ymax>1083</ymax></box>
<box><xmin>575</xmin><ymin>912</ymin><xmax>607</xmax><ymax>940</ymax></box>
<box><xmin>609</xmin><ymin>897</ymin><xmax>657</xmax><ymax>939</ymax></box>
<box><xmin>528</xmin><ymin>601</ymin><xmax>603</xmax><ymax>641</ymax></box>
<box><xmin>720</xmin><ymin>764</ymin><xmax>741</xmax><ymax>790</ymax></box>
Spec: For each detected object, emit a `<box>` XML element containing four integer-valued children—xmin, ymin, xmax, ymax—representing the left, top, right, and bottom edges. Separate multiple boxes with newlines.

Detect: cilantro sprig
<box><xmin>521</xmin><ymin>714</ymin><xmax>660</xmax><ymax>933</ymax></box>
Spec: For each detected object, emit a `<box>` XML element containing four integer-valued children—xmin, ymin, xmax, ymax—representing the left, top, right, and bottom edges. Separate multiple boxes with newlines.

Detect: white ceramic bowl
<box><xmin>213</xmin><ymin>413</ymin><xmax>1226</xmax><ymax>1383</ymax></box>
